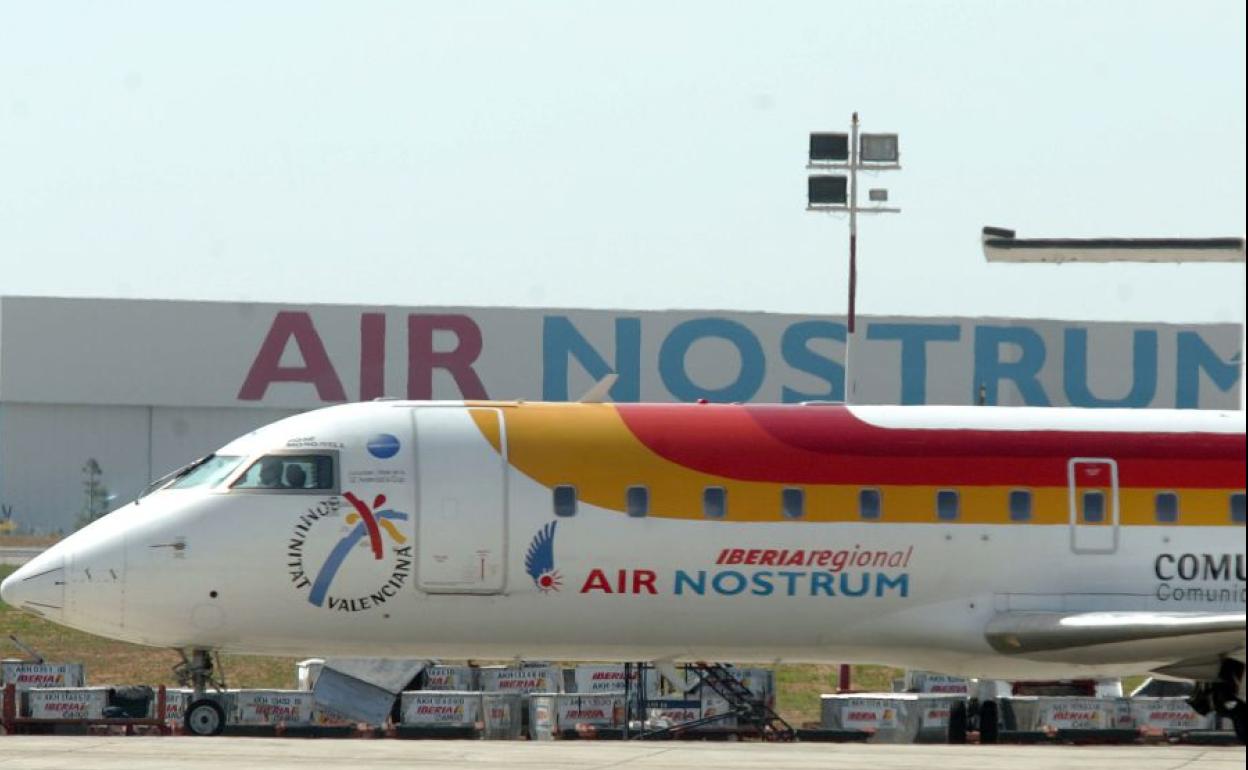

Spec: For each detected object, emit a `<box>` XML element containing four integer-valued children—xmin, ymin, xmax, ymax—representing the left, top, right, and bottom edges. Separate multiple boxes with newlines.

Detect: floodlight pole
<box><xmin>848</xmin><ymin>112</ymin><xmax>860</xmax><ymax>338</ymax></box>
<box><xmin>806</xmin><ymin>113</ymin><xmax>900</xmax><ymax>403</ymax></box>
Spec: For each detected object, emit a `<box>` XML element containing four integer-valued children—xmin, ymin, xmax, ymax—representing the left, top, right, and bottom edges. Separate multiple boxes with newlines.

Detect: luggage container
<box><xmin>1130</xmin><ymin>697</ymin><xmax>1217</xmax><ymax>733</ymax></box>
<box><xmin>820</xmin><ymin>693</ymin><xmax>964</xmax><ymax>743</ymax></box>
<box><xmin>310</xmin><ymin>704</ymin><xmax>356</xmax><ymax>727</ymax></box>
<box><xmin>1</xmin><ymin>661</ymin><xmax>85</xmax><ymax>692</ymax></box>
<box><xmin>698</xmin><ymin>693</ymin><xmax>738</xmax><ymax>728</ymax></box>
<box><xmin>481</xmin><ymin>692</ymin><xmax>524</xmax><ymax>739</ymax></box>
<box><xmin>903</xmin><ymin>671</ymin><xmax>970</xmax><ymax>695</ymax></box>
<box><xmin>821</xmin><ymin>694</ymin><xmax>907</xmax><ymax>742</ymax></box>
<box><xmin>295</xmin><ymin>659</ymin><xmax>325</xmax><ymax>691</ymax></box>
<box><xmin>528</xmin><ymin>692</ymin><xmax>625</xmax><ymax>739</ymax></box>
<box><xmin>232</xmin><ymin>690</ymin><xmax>316</xmax><ymax>726</ymax></box>
<box><xmin>313</xmin><ymin>659</ymin><xmax>424</xmax><ymax>726</ymax></box>
<box><xmin>729</xmin><ymin>668</ymin><xmax>776</xmax><ymax>709</ymax></box>
<box><xmin>572</xmin><ymin>664</ymin><xmax>636</xmax><ymax>694</ymax></box>
<box><xmin>25</xmin><ymin>687</ymin><xmax>110</xmax><ymax>720</ymax></box>
<box><xmin>1000</xmin><ymin>696</ymin><xmax>1134</xmax><ymax>732</ymax></box>
<box><xmin>556</xmin><ymin>693</ymin><xmax>625</xmax><ymax>729</ymax></box>
<box><xmin>528</xmin><ymin>694</ymin><xmax>558</xmax><ymax>740</ymax></box>
<box><xmin>163</xmin><ymin>689</ymin><xmax>190</xmax><ymax>723</ymax></box>
<box><xmin>629</xmin><ymin>665</ymin><xmax>687</xmax><ymax>699</ymax></box>
<box><xmin>422</xmin><ymin>665</ymin><xmax>478</xmax><ymax>691</ymax></box>
<box><xmin>645</xmin><ymin>700</ymin><xmax>701</xmax><ymax>729</ymax></box>
<box><xmin>912</xmin><ymin>697</ymin><xmax>961</xmax><ymax>742</ymax></box>
<box><xmin>479</xmin><ymin>664</ymin><xmax>562</xmax><ymax>694</ymax></box>
<box><xmin>1094</xmin><ymin>680</ymin><xmax>1124</xmax><ymax>698</ymax></box>
<box><xmin>642</xmin><ymin>694</ymin><xmax>733</xmax><ymax>733</ymax></box>
<box><xmin>399</xmin><ymin>691</ymin><xmax>482</xmax><ymax>728</ymax></box>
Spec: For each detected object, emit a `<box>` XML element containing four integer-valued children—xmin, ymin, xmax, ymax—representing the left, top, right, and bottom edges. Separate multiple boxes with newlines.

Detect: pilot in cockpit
<box><xmin>258</xmin><ymin>458</ymin><xmax>285</xmax><ymax>488</ymax></box>
<box><xmin>284</xmin><ymin>464</ymin><xmax>307</xmax><ymax>490</ymax></box>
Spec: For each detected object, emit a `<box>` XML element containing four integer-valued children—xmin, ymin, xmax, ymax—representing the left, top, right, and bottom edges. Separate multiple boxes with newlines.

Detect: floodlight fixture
<box><xmin>860</xmin><ymin>133</ymin><xmax>899</xmax><ymax>164</ymax></box>
<box><xmin>809</xmin><ymin>132</ymin><xmax>850</xmax><ymax>162</ymax></box>
<box><xmin>808</xmin><ymin>175</ymin><xmax>848</xmax><ymax>207</ymax></box>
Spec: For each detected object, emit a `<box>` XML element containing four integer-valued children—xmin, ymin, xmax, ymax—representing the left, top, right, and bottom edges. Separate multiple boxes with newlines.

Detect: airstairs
<box><xmin>638</xmin><ymin>662</ymin><xmax>795</xmax><ymax>741</ymax></box>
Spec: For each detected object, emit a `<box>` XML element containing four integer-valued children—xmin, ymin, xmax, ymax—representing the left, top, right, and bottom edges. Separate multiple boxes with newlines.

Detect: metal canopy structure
<box><xmin>981</xmin><ymin>227</ymin><xmax>1246</xmax><ymax>264</ymax></box>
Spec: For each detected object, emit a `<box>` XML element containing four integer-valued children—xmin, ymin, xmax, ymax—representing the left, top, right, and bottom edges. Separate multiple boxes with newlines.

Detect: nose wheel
<box><xmin>184</xmin><ymin>698</ymin><xmax>226</xmax><ymax>736</ymax></box>
<box><xmin>173</xmin><ymin>648</ymin><xmax>228</xmax><ymax>736</ymax></box>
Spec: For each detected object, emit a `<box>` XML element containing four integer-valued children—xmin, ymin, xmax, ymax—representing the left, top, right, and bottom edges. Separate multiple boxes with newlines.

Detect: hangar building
<box><xmin>0</xmin><ymin>295</ymin><xmax>1240</xmax><ymax>533</ymax></box>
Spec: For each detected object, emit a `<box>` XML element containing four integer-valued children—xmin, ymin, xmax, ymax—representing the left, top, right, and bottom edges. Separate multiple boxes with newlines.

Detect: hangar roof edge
<box><xmin>0</xmin><ymin>294</ymin><xmax>1239</xmax><ymax>329</ymax></box>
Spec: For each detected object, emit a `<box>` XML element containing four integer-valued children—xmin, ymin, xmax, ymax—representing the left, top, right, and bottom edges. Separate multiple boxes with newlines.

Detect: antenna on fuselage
<box><xmin>577</xmin><ymin>373</ymin><xmax>619</xmax><ymax>404</ymax></box>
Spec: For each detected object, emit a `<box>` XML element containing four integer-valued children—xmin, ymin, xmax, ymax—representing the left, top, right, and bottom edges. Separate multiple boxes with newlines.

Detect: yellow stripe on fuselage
<box><xmin>468</xmin><ymin>403</ymin><xmax>1242</xmax><ymax>527</ymax></box>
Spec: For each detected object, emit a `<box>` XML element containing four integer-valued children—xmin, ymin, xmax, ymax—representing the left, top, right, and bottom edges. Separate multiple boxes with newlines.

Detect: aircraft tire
<box><xmin>185</xmin><ymin>698</ymin><xmax>226</xmax><ymax>737</ymax></box>
<box><xmin>1230</xmin><ymin>701</ymin><xmax>1246</xmax><ymax>744</ymax></box>
<box><xmin>978</xmin><ymin>700</ymin><xmax>1000</xmax><ymax>744</ymax></box>
<box><xmin>947</xmin><ymin>700</ymin><xmax>968</xmax><ymax>744</ymax></box>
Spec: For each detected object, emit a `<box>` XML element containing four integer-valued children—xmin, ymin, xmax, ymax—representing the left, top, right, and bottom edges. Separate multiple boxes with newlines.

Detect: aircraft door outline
<box><xmin>412</xmin><ymin>406</ymin><xmax>509</xmax><ymax>594</ymax></box>
<box><xmin>1067</xmin><ymin>457</ymin><xmax>1119</xmax><ymax>554</ymax></box>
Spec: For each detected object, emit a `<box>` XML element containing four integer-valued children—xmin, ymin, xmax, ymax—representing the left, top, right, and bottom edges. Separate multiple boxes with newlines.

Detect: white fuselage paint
<box><xmin>4</xmin><ymin>401</ymin><xmax>1244</xmax><ymax>681</ymax></box>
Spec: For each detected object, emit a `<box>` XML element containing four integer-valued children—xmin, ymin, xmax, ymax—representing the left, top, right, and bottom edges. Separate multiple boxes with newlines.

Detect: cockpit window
<box><xmin>167</xmin><ymin>455</ymin><xmax>245</xmax><ymax>490</ymax></box>
<box><xmin>231</xmin><ymin>454</ymin><xmax>336</xmax><ymax>492</ymax></box>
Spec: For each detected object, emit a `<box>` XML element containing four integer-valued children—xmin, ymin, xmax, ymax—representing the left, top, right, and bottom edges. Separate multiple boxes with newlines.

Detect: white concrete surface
<box><xmin>0</xmin><ymin>737</ymin><xmax>1241</xmax><ymax>770</ymax></box>
<box><xmin>0</xmin><ymin>546</ymin><xmax>42</xmax><ymax>566</ymax></box>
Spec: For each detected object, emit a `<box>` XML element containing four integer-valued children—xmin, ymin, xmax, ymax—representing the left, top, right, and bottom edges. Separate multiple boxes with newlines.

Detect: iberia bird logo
<box><xmin>525</xmin><ymin>521</ymin><xmax>561</xmax><ymax>593</ymax></box>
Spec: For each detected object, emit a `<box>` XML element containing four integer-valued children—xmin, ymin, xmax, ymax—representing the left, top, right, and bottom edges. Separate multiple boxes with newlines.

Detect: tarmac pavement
<box><xmin>0</xmin><ymin>737</ymin><xmax>1242</xmax><ymax>770</ymax></box>
<box><xmin>0</xmin><ymin>546</ymin><xmax>42</xmax><ymax>566</ymax></box>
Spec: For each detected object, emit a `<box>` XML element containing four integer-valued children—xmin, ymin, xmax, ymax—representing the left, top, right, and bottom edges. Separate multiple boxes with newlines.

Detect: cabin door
<box><xmin>1068</xmin><ymin>458</ymin><xmax>1119</xmax><ymax>554</ymax></box>
<box><xmin>413</xmin><ymin>406</ymin><xmax>508</xmax><ymax>593</ymax></box>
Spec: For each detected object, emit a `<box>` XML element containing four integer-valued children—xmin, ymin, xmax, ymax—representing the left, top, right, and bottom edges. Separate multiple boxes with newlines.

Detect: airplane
<box><xmin>2</xmin><ymin>399</ymin><xmax>1245</xmax><ymax>739</ymax></box>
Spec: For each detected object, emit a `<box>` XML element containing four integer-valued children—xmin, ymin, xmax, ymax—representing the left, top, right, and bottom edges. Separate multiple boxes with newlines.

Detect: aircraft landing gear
<box><xmin>174</xmin><ymin>649</ymin><xmax>227</xmax><ymax>736</ymax></box>
<box><xmin>947</xmin><ymin>700</ymin><xmax>968</xmax><ymax>743</ymax></box>
<box><xmin>947</xmin><ymin>698</ymin><xmax>1000</xmax><ymax>744</ymax></box>
<box><xmin>977</xmin><ymin>699</ymin><xmax>1000</xmax><ymax>744</ymax></box>
<box><xmin>1188</xmin><ymin>658</ymin><xmax>1246</xmax><ymax>744</ymax></box>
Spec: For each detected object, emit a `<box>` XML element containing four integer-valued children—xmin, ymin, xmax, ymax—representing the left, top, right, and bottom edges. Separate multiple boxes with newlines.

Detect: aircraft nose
<box><xmin>1</xmin><ymin>547</ymin><xmax>66</xmax><ymax>618</ymax></box>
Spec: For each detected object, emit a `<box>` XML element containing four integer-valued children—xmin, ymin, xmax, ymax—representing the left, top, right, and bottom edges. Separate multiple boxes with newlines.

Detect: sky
<box><xmin>1</xmin><ymin>1</ymin><xmax>1244</xmax><ymax>323</ymax></box>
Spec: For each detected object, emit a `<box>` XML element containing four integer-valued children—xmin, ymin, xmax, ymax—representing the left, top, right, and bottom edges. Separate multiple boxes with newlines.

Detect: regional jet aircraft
<box><xmin>2</xmin><ymin>400</ymin><xmax>1245</xmax><ymax>738</ymax></box>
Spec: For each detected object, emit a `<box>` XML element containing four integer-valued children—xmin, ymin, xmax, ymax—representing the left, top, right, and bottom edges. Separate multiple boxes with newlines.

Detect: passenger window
<box><xmin>781</xmin><ymin>488</ymin><xmax>805</xmax><ymax>520</ymax></box>
<box><xmin>859</xmin><ymin>488</ymin><xmax>881</xmax><ymax>520</ymax></box>
<box><xmin>936</xmin><ymin>490</ymin><xmax>959</xmax><ymax>521</ymax></box>
<box><xmin>1154</xmin><ymin>492</ymin><xmax>1179</xmax><ymax>524</ymax></box>
<box><xmin>1232</xmin><ymin>493</ymin><xmax>1246</xmax><ymax>524</ymax></box>
<box><xmin>1009</xmin><ymin>490</ymin><xmax>1032</xmax><ymax>521</ymax></box>
<box><xmin>703</xmin><ymin>487</ymin><xmax>727</xmax><ymax>519</ymax></box>
<box><xmin>626</xmin><ymin>486</ymin><xmax>649</xmax><ymax>518</ymax></box>
<box><xmin>553</xmin><ymin>485</ymin><xmax>577</xmax><ymax>517</ymax></box>
<box><xmin>232</xmin><ymin>454</ymin><xmax>335</xmax><ymax>491</ymax></box>
<box><xmin>1082</xmin><ymin>491</ymin><xmax>1106</xmax><ymax>523</ymax></box>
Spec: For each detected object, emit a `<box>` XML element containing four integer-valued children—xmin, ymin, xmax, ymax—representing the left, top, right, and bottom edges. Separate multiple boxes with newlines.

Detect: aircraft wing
<box><xmin>984</xmin><ymin>611</ymin><xmax>1246</xmax><ymax>668</ymax></box>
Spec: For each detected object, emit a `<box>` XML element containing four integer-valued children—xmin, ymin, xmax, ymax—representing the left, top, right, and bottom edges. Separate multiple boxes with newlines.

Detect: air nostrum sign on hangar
<box><xmin>0</xmin><ymin>296</ymin><xmax>1241</xmax><ymax>532</ymax></box>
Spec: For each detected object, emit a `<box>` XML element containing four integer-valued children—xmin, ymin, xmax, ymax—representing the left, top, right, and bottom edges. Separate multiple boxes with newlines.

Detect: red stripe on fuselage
<box><xmin>613</xmin><ymin>404</ymin><xmax>1243</xmax><ymax>488</ymax></box>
